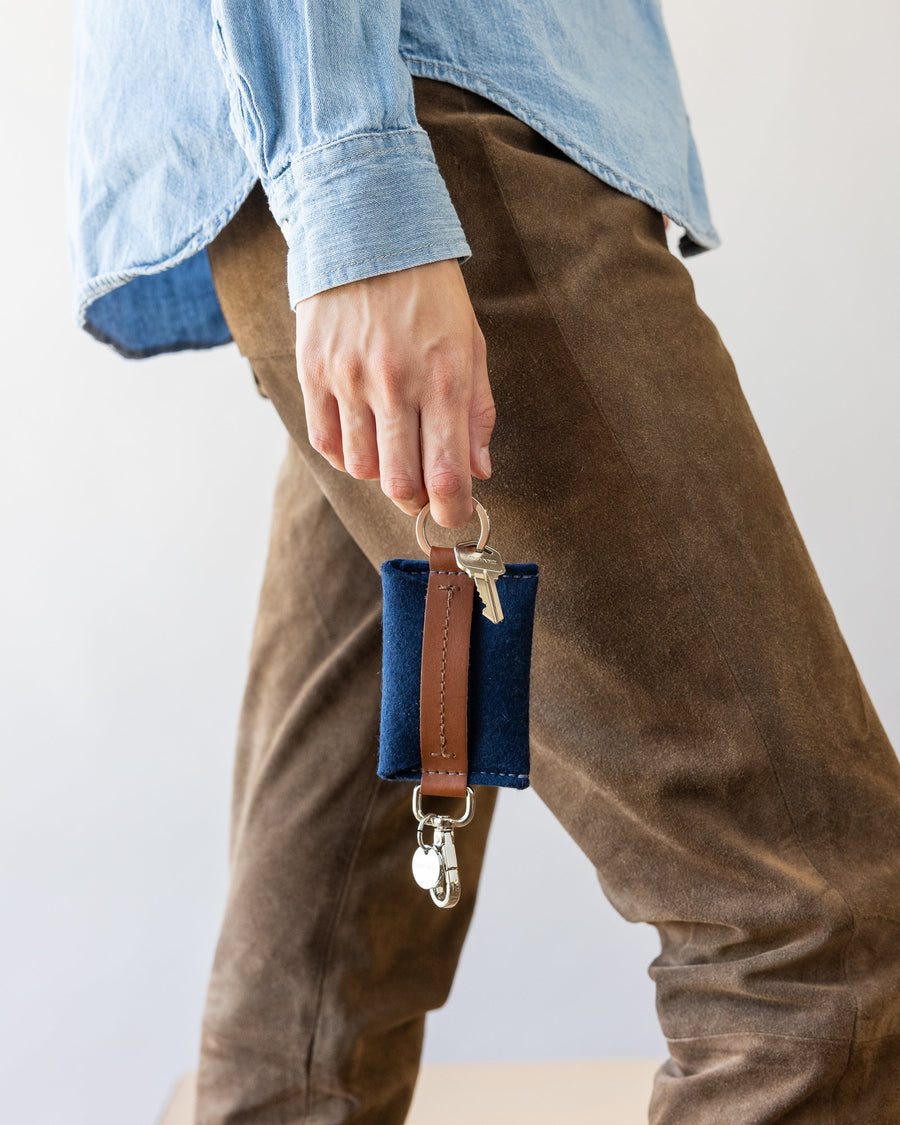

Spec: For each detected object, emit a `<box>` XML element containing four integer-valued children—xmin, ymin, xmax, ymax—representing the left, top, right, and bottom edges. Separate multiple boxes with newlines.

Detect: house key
<box><xmin>454</xmin><ymin>541</ymin><xmax>506</xmax><ymax>624</ymax></box>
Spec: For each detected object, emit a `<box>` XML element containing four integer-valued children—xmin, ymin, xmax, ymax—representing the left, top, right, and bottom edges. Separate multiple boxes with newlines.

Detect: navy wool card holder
<box><xmin>378</xmin><ymin>557</ymin><xmax>539</xmax><ymax>789</ymax></box>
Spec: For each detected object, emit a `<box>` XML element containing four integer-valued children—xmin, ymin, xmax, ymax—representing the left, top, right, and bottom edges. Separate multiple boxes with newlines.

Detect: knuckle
<box><xmin>381</xmin><ymin>474</ymin><xmax>418</xmax><ymax>503</ymax></box>
<box><xmin>429</xmin><ymin>371</ymin><xmax>465</xmax><ymax>404</ymax></box>
<box><xmin>377</xmin><ymin>378</ymin><xmax>411</xmax><ymax>416</ymax></box>
<box><xmin>427</xmin><ymin>465</ymin><xmax>466</xmax><ymax>499</ymax></box>
<box><xmin>373</xmin><ymin>348</ymin><xmax>406</xmax><ymax>387</ymax></box>
<box><xmin>297</xmin><ymin>344</ymin><xmax>365</xmax><ymax>394</ymax></box>
<box><xmin>297</xmin><ymin>338</ymin><xmax>383</xmax><ymax>417</ymax></box>
<box><xmin>344</xmin><ymin>452</ymin><xmax>379</xmax><ymax>479</ymax></box>
<box><xmin>308</xmin><ymin>427</ymin><xmax>339</xmax><ymax>458</ymax></box>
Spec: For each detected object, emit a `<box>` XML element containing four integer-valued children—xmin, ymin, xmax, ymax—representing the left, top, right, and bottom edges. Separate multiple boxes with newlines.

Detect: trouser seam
<box><xmin>463</xmin><ymin>105</ymin><xmax>860</xmax><ymax>1107</ymax></box>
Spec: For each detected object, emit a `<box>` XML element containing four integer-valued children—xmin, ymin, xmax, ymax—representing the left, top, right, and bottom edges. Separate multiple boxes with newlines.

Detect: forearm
<box><xmin>210</xmin><ymin>0</ymin><xmax>471</xmax><ymax>305</ymax></box>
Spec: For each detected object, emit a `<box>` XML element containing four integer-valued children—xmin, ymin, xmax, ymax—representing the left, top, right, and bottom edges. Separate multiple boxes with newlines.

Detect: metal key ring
<box><xmin>415</xmin><ymin>498</ymin><xmax>490</xmax><ymax>556</ymax></box>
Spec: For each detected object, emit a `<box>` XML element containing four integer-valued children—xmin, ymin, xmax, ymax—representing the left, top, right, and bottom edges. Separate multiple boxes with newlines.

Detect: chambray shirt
<box><xmin>67</xmin><ymin>0</ymin><xmax>721</xmax><ymax>359</ymax></box>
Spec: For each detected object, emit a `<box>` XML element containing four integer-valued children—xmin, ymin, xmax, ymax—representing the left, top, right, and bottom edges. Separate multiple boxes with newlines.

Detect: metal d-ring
<box><xmin>412</xmin><ymin>784</ymin><xmax>476</xmax><ymax>828</ymax></box>
<box><xmin>415</xmin><ymin>498</ymin><xmax>490</xmax><ymax>557</ymax></box>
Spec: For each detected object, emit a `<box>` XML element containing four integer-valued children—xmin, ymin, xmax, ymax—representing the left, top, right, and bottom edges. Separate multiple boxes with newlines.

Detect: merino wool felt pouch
<box><xmin>378</xmin><ymin>557</ymin><xmax>539</xmax><ymax>789</ymax></box>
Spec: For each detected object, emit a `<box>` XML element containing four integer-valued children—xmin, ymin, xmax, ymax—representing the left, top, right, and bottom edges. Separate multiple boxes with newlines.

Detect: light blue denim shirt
<box><xmin>67</xmin><ymin>0</ymin><xmax>721</xmax><ymax>358</ymax></box>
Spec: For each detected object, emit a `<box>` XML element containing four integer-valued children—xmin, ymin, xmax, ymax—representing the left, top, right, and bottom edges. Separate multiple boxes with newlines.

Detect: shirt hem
<box><xmin>74</xmin><ymin>63</ymin><xmax>720</xmax><ymax>340</ymax></box>
<box><xmin>400</xmin><ymin>54</ymin><xmax>722</xmax><ymax>252</ymax></box>
<box><xmin>74</xmin><ymin>170</ymin><xmax>259</xmax><ymax>330</ymax></box>
<box><xmin>81</xmin><ymin>317</ymin><xmax>232</xmax><ymax>361</ymax></box>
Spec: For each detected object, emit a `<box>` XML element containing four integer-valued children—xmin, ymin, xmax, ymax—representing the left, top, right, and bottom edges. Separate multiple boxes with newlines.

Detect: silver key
<box><xmin>454</xmin><ymin>541</ymin><xmax>506</xmax><ymax>624</ymax></box>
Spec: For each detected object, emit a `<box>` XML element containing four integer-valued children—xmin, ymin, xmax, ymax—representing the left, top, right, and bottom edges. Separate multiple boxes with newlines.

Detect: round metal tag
<box><xmin>412</xmin><ymin>846</ymin><xmax>442</xmax><ymax>890</ymax></box>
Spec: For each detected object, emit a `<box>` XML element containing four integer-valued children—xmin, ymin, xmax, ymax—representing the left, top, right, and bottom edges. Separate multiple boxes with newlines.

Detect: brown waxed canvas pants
<box><xmin>194</xmin><ymin>76</ymin><xmax>900</xmax><ymax>1123</ymax></box>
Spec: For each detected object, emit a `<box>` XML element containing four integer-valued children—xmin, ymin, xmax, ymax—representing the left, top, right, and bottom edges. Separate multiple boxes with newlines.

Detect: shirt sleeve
<box><xmin>210</xmin><ymin>0</ymin><xmax>472</xmax><ymax>308</ymax></box>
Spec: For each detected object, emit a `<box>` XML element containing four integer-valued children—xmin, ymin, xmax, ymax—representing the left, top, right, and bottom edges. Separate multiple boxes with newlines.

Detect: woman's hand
<box><xmin>294</xmin><ymin>257</ymin><xmax>495</xmax><ymax>531</ymax></box>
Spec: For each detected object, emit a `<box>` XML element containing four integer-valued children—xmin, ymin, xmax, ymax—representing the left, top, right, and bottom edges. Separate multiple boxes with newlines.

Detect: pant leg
<box><xmin>193</xmin><ymin>434</ymin><xmax>498</xmax><ymax>1124</ymax></box>
<box><xmin>440</xmin><ymin>95</ymin><xmax>900</xmax><ymax>1121</ymax></box>
<box><xmin>203</xmin><ymin>75</ymin><xmax>900</xmax><ymax>1122</ymax></box>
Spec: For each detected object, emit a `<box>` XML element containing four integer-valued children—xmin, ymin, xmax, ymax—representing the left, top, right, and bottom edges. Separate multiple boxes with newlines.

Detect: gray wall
<box><xmin>1</xmin><ymin>3</ymin><xmax>897</xmax><ymax>1123</ymax></box>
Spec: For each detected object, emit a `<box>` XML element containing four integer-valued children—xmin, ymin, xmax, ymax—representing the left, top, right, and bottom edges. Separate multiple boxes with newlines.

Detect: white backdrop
<box><xmin>1</xmin><ymin>3</ymin><xmax>897</xmax><ymax>1124</ymax></box>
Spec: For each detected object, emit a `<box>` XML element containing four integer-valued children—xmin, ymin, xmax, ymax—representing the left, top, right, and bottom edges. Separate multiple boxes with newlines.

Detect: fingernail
<box><xmin>480</xmin><ymin>446</ymin><xmax>492</xmax><ymax>476</ymax></box>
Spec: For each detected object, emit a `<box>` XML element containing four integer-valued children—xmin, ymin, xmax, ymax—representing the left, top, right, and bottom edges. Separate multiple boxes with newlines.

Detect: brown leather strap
<box><xmin>419</xmin><ymin>545</ymin><xmax>475</xmax><ymax>798</ymax></box>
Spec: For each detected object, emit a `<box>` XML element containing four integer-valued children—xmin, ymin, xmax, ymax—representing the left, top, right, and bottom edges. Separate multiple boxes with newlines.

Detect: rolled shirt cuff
<box><xmin>264</xmin><ymin>128</ymin><xmax>472</xmax><ymax>307</ymax></box>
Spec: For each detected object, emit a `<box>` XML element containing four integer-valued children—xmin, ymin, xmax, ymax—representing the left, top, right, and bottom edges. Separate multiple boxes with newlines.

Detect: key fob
<box><xmin>412</xmin><ymin>845</ymin><xmax>443</xmax><ymax>890</ymax></box>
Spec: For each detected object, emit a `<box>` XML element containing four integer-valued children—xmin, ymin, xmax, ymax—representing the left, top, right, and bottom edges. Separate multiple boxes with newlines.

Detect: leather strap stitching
<box><xmin>419</xmin><ymin>546</ymin><xmax>474</xmax><ymax>798</ymax></box>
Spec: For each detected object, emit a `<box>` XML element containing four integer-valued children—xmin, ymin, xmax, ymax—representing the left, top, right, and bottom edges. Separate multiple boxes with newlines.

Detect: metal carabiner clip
<box><xmin>411</xmin><ymin>785</ymin><xmax>476</xmax><ymax>909</ymax></box>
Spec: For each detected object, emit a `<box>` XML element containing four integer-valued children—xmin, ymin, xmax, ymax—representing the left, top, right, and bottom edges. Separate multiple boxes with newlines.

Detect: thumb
<box><xmin>469</xmin><ymin>328</ymin><xmax>496</xmax><ymax>479</ymax></box>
